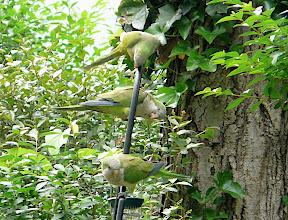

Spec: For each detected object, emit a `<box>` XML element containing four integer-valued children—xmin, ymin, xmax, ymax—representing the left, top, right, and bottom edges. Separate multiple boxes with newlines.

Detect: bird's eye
<box><xmin>108</xmin><ymin>166</ymin><xmax>111</xmax><ymax>169</ymax></box>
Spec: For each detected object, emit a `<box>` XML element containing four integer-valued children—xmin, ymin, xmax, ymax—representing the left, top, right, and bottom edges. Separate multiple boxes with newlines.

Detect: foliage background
<box><xmin>1</xmin><ymin>0</ymin><xmax>288</xmax><ymax>219</ymax></box>
<box><xmin>0</xmin><ymin>0</ymin><xmax>192</xmax><ymax>219</ymax></box>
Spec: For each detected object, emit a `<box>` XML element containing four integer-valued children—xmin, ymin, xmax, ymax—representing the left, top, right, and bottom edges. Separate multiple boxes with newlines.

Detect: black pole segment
<box><xmin>116</xmin><ymin>197</ymin><xmax>125</xmax><ymax>220</ymax></box>
<box><xmin>112</xmin><ymin>186</ymin><xmax>120</xmax><ymax>220</ymax></box>
<box><xmin>113</xmin><ymin>66</ymin><xmax>143</xmax><ymax>219</ymax></box>
<box><xmin>123</xmin><ymin>66</ymin><xmax>143</xmax><ymax>154</ymax></box>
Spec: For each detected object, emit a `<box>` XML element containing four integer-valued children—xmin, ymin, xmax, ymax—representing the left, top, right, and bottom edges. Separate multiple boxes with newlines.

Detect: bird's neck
<box><xmin>104</xmin><ymin>168</ymin><xmax>124</xmax><ymax>186</ymax></box>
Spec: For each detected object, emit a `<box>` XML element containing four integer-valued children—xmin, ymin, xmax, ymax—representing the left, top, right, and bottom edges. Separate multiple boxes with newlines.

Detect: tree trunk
<box><xmin>164</xmin><ymin>15</ymin><xmax>288</xmax><ymax>220</ymax></box>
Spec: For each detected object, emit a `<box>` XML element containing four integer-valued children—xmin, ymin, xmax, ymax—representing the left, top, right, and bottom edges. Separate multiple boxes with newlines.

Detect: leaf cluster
<box><xmin>196</xmin><ymin>0</ymin><xmax>288</xmax><ymax>111</ymax></box>
<box><xmin>162</xmin><ymin>170</ymin><xmax>245</xmax><ymax>219</ymax></box>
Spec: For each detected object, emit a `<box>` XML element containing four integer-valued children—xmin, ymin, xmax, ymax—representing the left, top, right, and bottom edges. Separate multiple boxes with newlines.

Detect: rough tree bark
<box><xmin>163</xmin><ymin>7</ymin><xmax>288</xmax><ymax>220</ymax></box>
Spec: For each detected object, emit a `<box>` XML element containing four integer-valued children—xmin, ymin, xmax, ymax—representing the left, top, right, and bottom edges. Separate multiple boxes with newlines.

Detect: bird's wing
<box><xmin>132</xmin><ymin>36</ymin><xmax>160</xmax><ymax>67</ymax></box>
<box><xmin>116</xmin><ymin>154</ymin><xmax>154</xmax><ymax>184</ymax></box>
<box><xmin>80</xmin><ymin>98</ymin><xmax>122</xmax><ymax>107</ymax></box>
<box><xmin>120</xmin><ymin>31</ymin><xmax>143</xmax><ymax>49</ymax></box>
<box><xmin>99</xmin><ymin>87</ymin><xmax>147</xmax><ymax>106</ymax></box>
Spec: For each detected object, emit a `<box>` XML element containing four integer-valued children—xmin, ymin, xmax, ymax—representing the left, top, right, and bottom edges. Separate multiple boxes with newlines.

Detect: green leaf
<box><xmin>56</xmin><ymin>118</ymin><xmax>70</xmax><ymax>124</ymax></box>
<box><xmin>5</xmin><ymin>147</ymin><xmax>52</xmax><ymax>170</ymax></box>
<box><xmin>117</xmin><ymin>0</ymin><xmax>147</xmax><ymax>29</ymax></box>
<box><xmin>195</xmin><ymin>26</ymin><xmax>226</xmax><ymax>44</ymax></box>
<box><xmin>214</xmin><ymin>170</ymin><xmax>245</xmax><ymax>198</ymax></box>
<box><xmin>222</xmin><ymin>181</ymin><xmax>246</xmax><ymax>198</ymax></box>
<box><xmin>78</xmin><ymin>49</ymin><xmax>86</xmax><ymax>60</ymax></box>
<box><xmin>186</xmin><ymin>50</ymin><xmax>205</xmax><ymax>71</ymax></box>
<box><xmin>274</xmin><ymin>100</ymin><xmax>285</xmax><ymax>109</ymax></box>
<box><xmin>157</xmin><ymin>87</ymin><xmax>179</xmax><ymax>108</ymax></box>
<box><xmin>190</xmin><ymin>215</ymin><xmax>204</xmax><ymax>220</ymax></box>
<box><xmin>35</xmin><ymin>181</ymin><xmax>48</xmax><ymax>191</ymax></box>
<box><xmin>225</xmin><ymin>97</ymin><xmax>247</xmax><ymax>111</ymax></box>
<box><xmin>44</xmin><ymin>128</ymin><xmax>71</xmax><ymax>155</ymax></box>
<box><xmin>221</xmin><ymin>89</ymin><xmax>233</xmax><ymax>96</ymax></box>
<box><xmin>195</xmin><ymin>87</ymin><xmax>212</xmax><ymax>96</ymax></box>
<box><xmin>52</xmin><ymin>213</ymin><xmax>65</xmax><ymax>220</ymax></box>
<box><xmin>246</xmin><ymin>75</ymin><xmax>266</xmax><ymax>87</ymax></box>
<box><xmin>81</xmin><ymin>10</ymin><xmax>88</xmax><ymax>18</ymax></box>
<box><xmin>190</xmin><ymin>187</ymin><xmax>204</xmax><ymax>204</ymax></box>
<box><xmin>205</xmin><ymin>187</ymin><xmax>217</xmax><ymax>202</ymax></box>
<box><xmin>218</xmin><ymin>212</ymin><xmax>228</xmax><ymax>218</ymax></box>
<box><xmin>227</xmin><ymin>65</ymin><xmax>250</xmax><ymax>77</ymax></box>
<box><xmin>204</xmin><ymin>208</ymin><xmax>217</xmax><ymax>220</ymax></box>
<box><xmin>211</xmin><ymin>51</ymin><xmax>226</xmax><ymax>60</ymax></box>
<box><xmin>244</xmin><ymin>15</ymin><xmax>265</xmax><ymax>26</ymax></box>
<box><xmin>158</xmin><ymin>4</ymin><xmax>182</xmax><ymax>32</ymax></box>
<box><xmin>54</xmin><ymin>164</ymin><xmax>65</xmax><ymax>171</ymax></box>
<box><xmin>262</xmin><ymin>7</ymin><xmax>275</xmax><ymax>17</ymax></box>
<box><xmin>264</xmin><ymin>80</ymin><xmax>279</xmax><ymax>96</ymax></box>
<box><xmin>204</xmin><ymin>208</ymin><xmax>228</xmax><ymax>220</ymax></box>
<box><xmin>206</xmin><ymin>3</ymin><xmax>227</xmax><ymax>16</ymax></box>
<box><xmin>157</xmin><ymin>84</ymin><xmax>187</xmax><ymax>108</ymax></box>
<box><xmin>268</xmin><ymin>87</ymin><xmax>281</xmax><ymax>99</ymax></box>
<box><xmin>217</xmin><ymin>16</ymin><xmax>240</xmax><ymax>24</ymax></box>
<box><xmin>77</xmin><ymin>148</ymin><xmax>97</xmax><ymax>159</ymax></box>
<box><xmin>18</xmin><ymin>141</ymin><xmax>35</xmax><ymax>148</ymax></box>
<box><xmin>168</xmin><ymin>117</ymin><xmax>179</xmax><ymax>126</ymax></box>
<box><xmin>283</xmin><ymin>195</ymin><xmax>288</xmax><ymax>206</ymax></box>
<box><xmin>198</xmin><ymin>59</ymin><xmax>217</xmax><ymax>72</ymax></box>
<box><xmin>240</xmin><ymin>31</ymin><xmax>259</xmax><ymax>36</ymax></box>
<box><xmin>169</xmin><ymin>40</ymin><xmax>192</xmax><ymax>58</ymax></box>
<box><xmin>214</xmin><ymin>170</ymin><xmax>233</xmax><ymax>187</ymax></box>
<box><xmin>175</xmin><ymin>83</ymin><xmax>188</xmax><ymax>94</ymax></box>
<box><xmin>174</xmin><ymin>16</ymin><xmax>192</xmax><ymax>40</ymax></box>
<box><xmin>8</xmin><ymin>8</ymin><xmax>16</xmax><ymax>16</ymax></box>
<box><xmin>213</xmin><ymin>196</ymin><xmax>225</xmax><ymax>205</ymax></box>
<box><xmin>69</xmin><ymin>40</ymin><xmax>81</xmax><ymax>45</ymax></box>
<box><xmin>249</xmin><ymin>99</ymin><xmax>266</xmax><ymax>113</ymax></box>
<box><xmin>146</xmin><ymin>23</ymin><xmax>166</xmax><ymax>45</ymax></box>
<box><xmin>131</xmin><ymin>5</ymin><xmax>149</xmax><ymax>30</ymax></box>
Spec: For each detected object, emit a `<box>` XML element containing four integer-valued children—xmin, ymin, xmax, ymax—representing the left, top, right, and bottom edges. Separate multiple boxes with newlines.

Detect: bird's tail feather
<box><xmin>147</xmin><ymin>162</ymin><xmax>164</xmax><ymax>177</ymax></box>
<box><xmin>82</xmin><ymin>47</ymin><xmax>123</xmax><ymax>70</ymax></box>
<box><xmin>53</xmin><ymin>105</ymin><xmax>88</xmax><ymax>111</ymax></box>
<box><xmin>154</xmin><ymin>169</ymin><xmax>190</xmax><ymax>180</ymax></box>
<box><xmin>81</xmin><ymin>99</ymin><xmax>122</xmax><ymax>107</ymax></box>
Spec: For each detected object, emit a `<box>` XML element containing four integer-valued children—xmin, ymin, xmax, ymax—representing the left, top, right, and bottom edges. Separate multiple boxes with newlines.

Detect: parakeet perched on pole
<box><xmin>54</xmin><ymin>86</ymin><xmax>166</xmax><ymax>120</ymax></box>
<box><xmin>101</xmin><ymin>154</ymin><xmax>188</xmax><ymax>192</ymax></box>
<box><xmin>83</xmin><ymin>31</ymin><xmax>160</xmax><ymax>69</ymax></box>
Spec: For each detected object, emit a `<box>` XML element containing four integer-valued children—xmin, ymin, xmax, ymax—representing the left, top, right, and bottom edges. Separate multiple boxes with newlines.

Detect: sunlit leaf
<box><xmin>44</xmin><ymin>128</ymin><xmax>71</xmax><ymax>155</ymax></box>
<box><xmin>158</xmin><ymin>4</ymin><xmax>182</xmax><ymax>32</ymax></box>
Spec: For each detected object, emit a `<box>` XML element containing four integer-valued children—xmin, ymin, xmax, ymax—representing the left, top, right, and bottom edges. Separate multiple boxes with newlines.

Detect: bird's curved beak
<box><xmin>150</xmin><ymin>112</ymin><xmax>159</xmax><ymax>119</ymax></box>
<box><xmin>112</xmin><ymin>170</ymin><xmax>119</xmax><ymax>178</ymax></box>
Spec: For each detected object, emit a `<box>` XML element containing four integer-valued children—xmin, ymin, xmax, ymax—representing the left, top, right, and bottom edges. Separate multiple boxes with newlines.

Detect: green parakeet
<box><xmin>54</xmin><ymin>86</ymin><xmax>166</xmax><ymax>120</ymax></box>
<box><xmin>102</xmin><ymin>154</ymin><xmax>189</xmax><ymax>192</ymax></box>
<box><xmin>83</xmin><ymin>31</ymin><xmax>160</xmax><ymax>69</ymax></box>
<box><xmin>102</xmin><ymin>154</ymin><xmax>163</xmax><ymax>192</ymax></box>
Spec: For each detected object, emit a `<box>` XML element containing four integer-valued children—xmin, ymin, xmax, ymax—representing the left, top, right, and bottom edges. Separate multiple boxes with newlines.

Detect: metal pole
<box><xmin>113</xmin><ymin>66</ymin><xmax>143</xmax><ymax>220</ymax></box>
<box><xmin>123</xmin><ymin>66</ymin><xmax>143</xmax><ymax>154</ymax></box>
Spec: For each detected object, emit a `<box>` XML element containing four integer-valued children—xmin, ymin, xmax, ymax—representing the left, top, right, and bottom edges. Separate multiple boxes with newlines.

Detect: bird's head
<box><xmin>150</xmin><ymin>101</ymin><xmax>166</xmax><ymax>120</ymax></box>
<box><xmin>102</xmin><ymin>156</ymin><xmax>121</xmax><ymax>178</ymax></box>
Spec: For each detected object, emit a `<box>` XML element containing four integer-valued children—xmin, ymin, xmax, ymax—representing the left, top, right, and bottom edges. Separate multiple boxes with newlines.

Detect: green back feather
<box><xmin>116</xmin><ymin>154</ymin><xmax>154</xmax><ymax>184</ymax></box>
<box><xmin>99</xmin><ymin>87</ymin><xmax>147</xmax><ymax>106</ymax></box>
